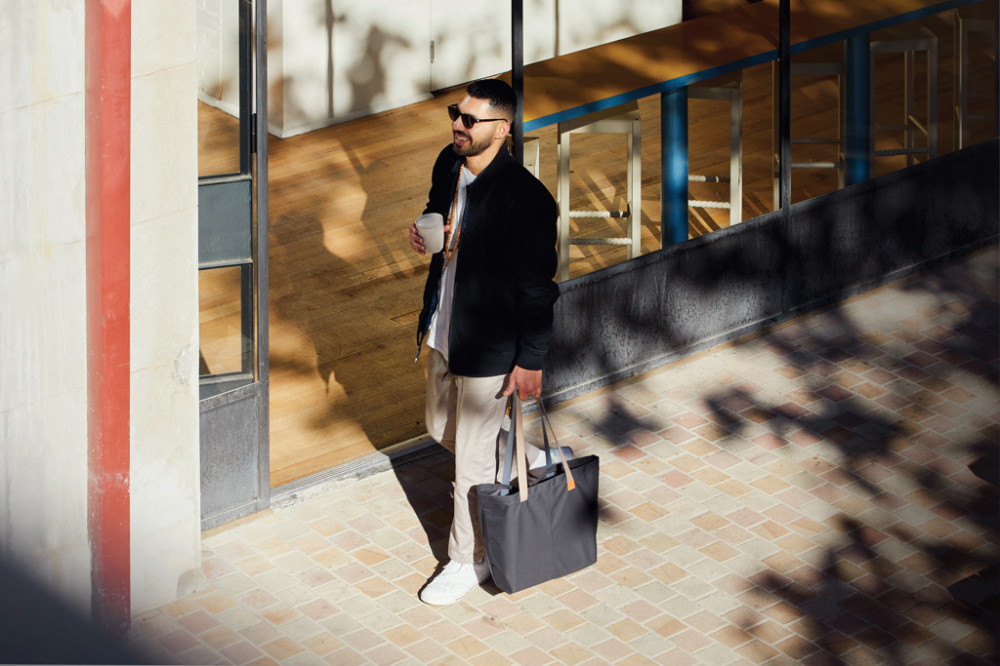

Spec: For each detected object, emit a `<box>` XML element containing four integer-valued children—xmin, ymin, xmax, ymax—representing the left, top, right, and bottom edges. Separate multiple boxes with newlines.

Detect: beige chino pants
<box><xmin>425</xmin><ymin>348</ymin><xmax>544</xmax><ymax>564</ymax></box>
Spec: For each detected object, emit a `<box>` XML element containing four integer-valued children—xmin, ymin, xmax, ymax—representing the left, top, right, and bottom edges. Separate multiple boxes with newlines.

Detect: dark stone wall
<box><xmin>545</xmin><ymin>139</ymin><xmax>999</xmax><ymax>403</ymax></box>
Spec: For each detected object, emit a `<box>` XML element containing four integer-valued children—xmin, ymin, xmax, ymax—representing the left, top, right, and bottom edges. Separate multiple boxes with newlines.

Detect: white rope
<box><xmin>568</xmin><ymin>238</ymin><xmax>633</xmax><ymax>246</ymax></box>
<box><xmin>874</xmin><ymin>148</ymin><xmax>929</xmax><ymax>156</ymax></box>
<box><xmin>688</xmin><ymin>174</ymin><xmax>730</xmax><ymax>183</ymax></box>
<box><xmin>688</xmin><ymin>200</ymin><xmax>731</xmax><ymax>209</ymax></box>
<box><xmin>790</xmin><ymin>161</ymin><xmax>843</xmax><ymax>169</ymax></box>
<box><xmin>568</xmin><ymin>210</ymin><xmax>628</xmax><ymax>219</ymax></box>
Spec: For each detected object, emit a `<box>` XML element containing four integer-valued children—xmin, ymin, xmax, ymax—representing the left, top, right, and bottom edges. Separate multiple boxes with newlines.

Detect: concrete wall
<box><xmin>257</xmin><ymin>0</ymin><xmax>683</xmax><ymax>137</ymax></box>
<box><xmin>0</xmin><ymin>1</ymin><xmax>92</xmax><ymax>615</ymax></box>
<box><xmin>546</xmin><ymin>139</ymin><xmax>1000</xmax><ymax>403</ymax></box>
<box><xmin>131</xmin><ymin>0</ymin><xmax>202</xmax><ymax>613</ymax></box>
<box><xmin>0</xmin><ymin>0</ymin><xmax>202</xmax><ymax>618</ymax></box>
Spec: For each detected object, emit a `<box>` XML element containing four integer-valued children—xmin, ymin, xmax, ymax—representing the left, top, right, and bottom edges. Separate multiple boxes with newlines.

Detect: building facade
<box><xmin>2</xmin><ymin>0</ymin><xmax>689</xmax><ymax>628</ymax></box>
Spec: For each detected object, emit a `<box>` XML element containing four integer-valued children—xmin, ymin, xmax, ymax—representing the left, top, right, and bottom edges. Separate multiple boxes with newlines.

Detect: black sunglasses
<box><xmin>448</xmin><ymin>104</ymin><xmax>507</xmax><ymax>129</ymax></box>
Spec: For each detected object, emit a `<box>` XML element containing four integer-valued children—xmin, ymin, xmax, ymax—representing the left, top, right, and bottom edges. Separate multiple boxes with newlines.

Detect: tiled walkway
<box><xmin>130</xmin><ymin>247</ymin><xmax>999</xmax><ymax>665</ymax></box>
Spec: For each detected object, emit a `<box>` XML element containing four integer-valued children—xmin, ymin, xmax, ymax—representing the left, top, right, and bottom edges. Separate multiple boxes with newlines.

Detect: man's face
<box><xmin>451</xmin><ymin>94</ymin><xmax>507</xmax><ymax>157</ymax></box>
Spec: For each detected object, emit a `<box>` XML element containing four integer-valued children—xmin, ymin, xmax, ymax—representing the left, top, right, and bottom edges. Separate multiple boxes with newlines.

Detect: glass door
<box><xmin>197</xmin><ymin>0</ymin><xmax>269</xmax><ymax>529</ymax></box>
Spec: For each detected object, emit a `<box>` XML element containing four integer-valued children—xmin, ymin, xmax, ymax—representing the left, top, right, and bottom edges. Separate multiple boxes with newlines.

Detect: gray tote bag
<box><xmin>476</xmin><ymin>396</ymin><xmax>599</xmax><ymax>594</ymax></box>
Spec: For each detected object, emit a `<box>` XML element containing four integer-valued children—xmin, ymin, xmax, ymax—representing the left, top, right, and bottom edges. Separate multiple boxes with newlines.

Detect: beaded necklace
<box><xmin>443</xmin><ymin>164</ymin><xmax>464</xmax><ymax>267</ymax></box>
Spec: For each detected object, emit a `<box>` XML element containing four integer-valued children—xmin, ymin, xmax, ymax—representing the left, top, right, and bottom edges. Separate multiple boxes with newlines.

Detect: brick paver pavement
<box><xmin>130</xmin><ymin>247</ymin><xmax>998</xmax><ymax>665</ymax></box>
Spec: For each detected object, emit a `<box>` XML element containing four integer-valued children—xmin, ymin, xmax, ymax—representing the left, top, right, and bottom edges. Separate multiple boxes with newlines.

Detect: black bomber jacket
<box><xmin>416</xmin><ymin>144</ymin><xmax>559</xmax><ymax>378</ymax></box>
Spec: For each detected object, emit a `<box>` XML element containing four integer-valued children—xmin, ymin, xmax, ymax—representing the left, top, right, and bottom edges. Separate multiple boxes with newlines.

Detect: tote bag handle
<box><xmin>501</xmin><ymin>395</ymin><xmax>576</xmax><ymax>502</ymax></box>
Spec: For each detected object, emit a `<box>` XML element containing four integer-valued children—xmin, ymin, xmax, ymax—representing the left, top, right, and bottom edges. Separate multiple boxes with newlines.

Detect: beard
<box><xmin>451</xmin><ymin>129</ymin><xmax>493</xmax><ymax>157</ymax></box>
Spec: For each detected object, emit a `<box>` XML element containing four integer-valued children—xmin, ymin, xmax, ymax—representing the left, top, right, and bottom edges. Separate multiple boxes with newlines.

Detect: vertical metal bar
<box><xmin>557</xmin><ymin>129</ymin><xmax>570</xmax><ymax>280</ymax></box>
<box><xmin>661</xmin><ymin>87</ymin><xmax>688</xmax><ymax>247</ymax></box>
<box><xmin>730</xmin><ymin>81</ymin><xmax>743</xmax><ymax>224</ymax></box>
<box><xmin>85</xmin><ymin>0</ymin><xmax>132</xmax><ymax>638</ymax></box>
<box><xmin>838</xmin><ymin>57</ymin><xmax>846</xmax><ymax>189</ymax></box>
<box><xmin>239</xmin><ymin>0</ymin><xmax>252</xmax><ymax>173</ymax></box>
<box><xmin>241</xmin><ymin>0</ymin><xmax>255</xmax><ymax>377</ymax></box>
<box><xmin>905</xmin><ymin>50</ymin><xmax>915</xmax><ymax>166</ymax></box>
<box><xmin>255</xmin><ymin>0</ymin><xmax>271</xmax><ymax>508</ymax></box>
<box><xmin>771</xmin><ymin>62</ymin><xmax>779</xmax><ymax>210</ymax></box>
<box><xmin>928</xmin><ymin>38</ymin><xmax>937</xmax><ymax>160</ymax></box>
<box><xmin>954</xmin><ymin>14</ymin><xmax>962</xmax><ymax>150</ymax></box>
<box><xmin>995</xmin><ymin>0</ymin><xmax>999</xmax><ymax>141</ymax></box>
<box><xmin>511</xmin><ymin>0</ymin><xmax>524</xmax><ymax>165</ymax></box>
<box><xmin>844</xmin><ymin>34</ymin><xmax>871</xmax><ymax>185</ymax></box>
<box><xmin>241</xmin><ymin>263</ymin><xmax>255</xmax><ymax>375</ymax></box>
<box><xmin>629</xmin><ymin>116</ymin><xmax>642</xmax><ymax>257</ymax></box>
<box><xmin>778</xmin><ymin>0</ymin><xmax>791</xmax><ymax>217</ymax></box>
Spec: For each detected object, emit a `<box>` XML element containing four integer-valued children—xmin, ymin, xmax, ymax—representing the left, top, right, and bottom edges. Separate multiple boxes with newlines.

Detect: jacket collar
<box><xmin>450</xmin><ymin>144</ymin><xmax>513</xmax><ymax>183</ymax></box>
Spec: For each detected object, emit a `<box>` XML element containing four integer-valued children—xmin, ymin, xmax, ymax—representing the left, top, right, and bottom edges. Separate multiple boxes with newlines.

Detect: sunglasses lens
<box><xmin>448</xmin><ymin>105</ymin><xmax>475</xmax><ymax>129</ymax></box>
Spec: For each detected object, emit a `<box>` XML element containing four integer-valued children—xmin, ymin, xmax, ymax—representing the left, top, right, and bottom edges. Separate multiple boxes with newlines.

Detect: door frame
<box><xmin>198</xmin><ymin>0</ymin><xmax>269</xmax><ymax>530</ymax></box>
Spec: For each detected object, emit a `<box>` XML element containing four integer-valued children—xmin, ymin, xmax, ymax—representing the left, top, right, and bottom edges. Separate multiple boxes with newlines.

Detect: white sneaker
<box><xmin>420</xmin><ymin>559</ymin><xmax>491</xmax><ymax>605</ymax></box>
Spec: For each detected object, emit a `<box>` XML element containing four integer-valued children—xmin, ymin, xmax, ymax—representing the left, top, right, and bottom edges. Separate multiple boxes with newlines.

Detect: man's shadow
<box><xmin>267</xmin><ymin>201</ymin><xmax>427</xmax><ymax>456</ymax></box>
<box><xmin>390</xmin><ymin>435</ymin><xmax>517</xmax><ymax>599</ymax></box>
<box><xmin>388</xmin><ymin>446</ymin><xmax>455</xmax><ymax>562</ymax></box>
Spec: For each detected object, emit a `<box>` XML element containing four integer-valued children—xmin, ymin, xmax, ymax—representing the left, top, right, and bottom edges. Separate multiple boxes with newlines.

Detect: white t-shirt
<box><xmin>428</xmin><ymin>166</ymin><xmax>477</xmax><ymax>361</ymax></box>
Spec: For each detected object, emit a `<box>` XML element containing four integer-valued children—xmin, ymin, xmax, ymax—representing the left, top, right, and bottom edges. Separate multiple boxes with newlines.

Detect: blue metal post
<box><xmin>844</xmin><ymin>34</ymin><xmax>871</xmax><ymax>185</ymax></box>
<box><xmin>661</xmin><ymin>87</ymin><xmax>688</xmax><ymax>247</ymax></box>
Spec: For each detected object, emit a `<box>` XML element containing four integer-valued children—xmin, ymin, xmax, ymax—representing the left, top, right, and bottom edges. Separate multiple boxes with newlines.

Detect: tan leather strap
<box><xmin>501</xmin><ymin>395</ymin><xmax>576</xmax><ymax>501</ymax></box>
<box><xmin>536</xmin><ymin>397</ymin><xmax>576</xmax><ymax>492</ymax></box>
<box><xmin>514</xmin><ymin>397</ymin><xmax>529</xmax><ymax>503</ymax></box>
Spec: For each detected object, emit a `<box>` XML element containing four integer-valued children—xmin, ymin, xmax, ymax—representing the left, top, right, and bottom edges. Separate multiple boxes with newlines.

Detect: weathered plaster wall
<box><xmin>130</xmin><ymin>0</ymin><xmax>202</xmax><ymax>613</ymax></box>
<box><xmin>0</xmin><ymin>0</ymin><xmax>202</xmax><ymax>618</ymax></box>
<box><xmin>0</xmin><ymin>1</ymin><xmax>92</xmax><ymax>615</ymax></box>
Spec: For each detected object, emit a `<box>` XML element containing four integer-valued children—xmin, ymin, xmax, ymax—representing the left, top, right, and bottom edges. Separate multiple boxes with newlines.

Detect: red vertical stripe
<box><xmin>85</xmin><ymin>0</ymin><xmax>131</xmax><ymax>637</ymax></box>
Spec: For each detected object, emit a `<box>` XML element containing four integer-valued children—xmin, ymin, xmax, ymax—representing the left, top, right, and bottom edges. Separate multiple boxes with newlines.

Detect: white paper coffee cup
<box><xmin>415</xmin><ymin>213</ymin><xmax>445</xmax><ymax>254</ymax></box>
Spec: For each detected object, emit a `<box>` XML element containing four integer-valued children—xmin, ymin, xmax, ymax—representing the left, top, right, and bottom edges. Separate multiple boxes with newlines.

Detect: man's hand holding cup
<box><xmin>410</xmin><ymin>213</ymin><xmax>447</xmax><ymax>256</ymax></box>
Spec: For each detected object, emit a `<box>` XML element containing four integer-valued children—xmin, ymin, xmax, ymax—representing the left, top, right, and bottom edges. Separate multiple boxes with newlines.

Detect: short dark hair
<box><xmin>466</xmin><ymin>79</ymin><xmax>516</xmax><ymax>122</ymax></box>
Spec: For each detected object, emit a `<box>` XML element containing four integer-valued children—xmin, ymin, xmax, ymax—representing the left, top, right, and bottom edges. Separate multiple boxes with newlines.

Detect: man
<box><xmin>407</xmin><ymin>79</ymin><xmax>561</xmax><ymax>605</ymax></box>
